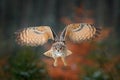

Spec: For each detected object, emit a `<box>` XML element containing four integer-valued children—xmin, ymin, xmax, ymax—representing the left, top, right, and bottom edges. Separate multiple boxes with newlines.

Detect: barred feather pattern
<box><xmin>65</xmin><ymin>23</ymin><xmax>101</xmax><ymax>42</ymax></box>
<box><xmin>15</xmin><ymin>26</ymin><xmax>54</xmax><ymax>46</ymax></box>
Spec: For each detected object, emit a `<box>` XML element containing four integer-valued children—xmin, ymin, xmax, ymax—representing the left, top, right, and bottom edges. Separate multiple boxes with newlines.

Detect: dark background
<box><xmin>0</xmin><ymin>0</ymin><xmax>120</xmax><ymax>80</ymax></box>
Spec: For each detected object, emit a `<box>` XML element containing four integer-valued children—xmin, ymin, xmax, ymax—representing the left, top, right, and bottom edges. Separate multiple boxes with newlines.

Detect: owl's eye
<box><xmin>60</xmin><ymin>47</ymin><xmax>62</xmax><ymax>50</ymax></box>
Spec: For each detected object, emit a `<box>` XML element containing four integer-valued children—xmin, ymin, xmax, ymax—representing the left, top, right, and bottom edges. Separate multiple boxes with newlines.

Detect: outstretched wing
<box><xmin>65</xmin><ymin>23</ymin><xmax>101</xmax><ymax>43</ymax></box>
<box><xmin>15</xmin><ymin>26</ymin><xmax>54</xmax><ymax>46</ymax></box>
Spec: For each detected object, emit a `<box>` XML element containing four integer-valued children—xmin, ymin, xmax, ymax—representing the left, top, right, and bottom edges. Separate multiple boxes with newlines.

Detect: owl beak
<box><xmin>57</xmin><ymin>50</ymin><xmax>60</xmax><ymax>52</ymax></box>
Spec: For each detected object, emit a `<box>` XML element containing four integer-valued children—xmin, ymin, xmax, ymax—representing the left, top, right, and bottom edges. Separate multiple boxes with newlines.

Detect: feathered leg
<box><xmin>61</xmin><ymin>49</ymin><xmax>72</xmax><ymax>66</ymax></box>
<box><xmin>53</xmin><ymin>57</ymin><xmax>57</xmax><ymax>67</ymax></box>
<box><xmin>61</xmin><ymin>57</ymin><xmax>67</xmax><ymax>66</ymax></box>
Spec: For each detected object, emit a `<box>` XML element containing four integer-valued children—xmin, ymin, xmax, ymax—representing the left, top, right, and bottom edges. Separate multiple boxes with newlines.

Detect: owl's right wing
<box><xmin>64</xmin><ymin>23</ymin><xmax>101</xmax><ymax>43</ymax></box>
<box><xmin>15</xmin><ymin>26</ymin><xmax>55</xmax><ymax>46</ymax></box>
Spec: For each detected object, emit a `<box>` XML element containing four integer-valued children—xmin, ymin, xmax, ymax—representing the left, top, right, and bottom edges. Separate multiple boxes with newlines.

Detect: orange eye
<box><xmin>60</xmin><ymin>47</ymin><xmax>62</xmax><ymax>50</ymax></box>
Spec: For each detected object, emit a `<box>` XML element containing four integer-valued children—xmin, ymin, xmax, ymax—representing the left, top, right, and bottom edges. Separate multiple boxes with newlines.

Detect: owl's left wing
<box><xmin>64</xmin><ymin>23</ymin><xmax>101</xmax><ymax>43</ymax></box>
<box><xmin>15</xmin><ymin>26</ymin><xmax>54</xmax><ymax>46</ymax></box>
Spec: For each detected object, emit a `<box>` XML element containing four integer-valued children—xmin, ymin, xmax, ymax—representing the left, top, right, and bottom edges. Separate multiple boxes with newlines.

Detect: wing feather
<box><xmin>15</xmin><ymin>26</ymin><xmax>54</xmax><ymax>46</ymax></box>
<box><xmin>65</xmin><ymin>23</ymin><xmax>101</xmax><ymax>43</ymax></box>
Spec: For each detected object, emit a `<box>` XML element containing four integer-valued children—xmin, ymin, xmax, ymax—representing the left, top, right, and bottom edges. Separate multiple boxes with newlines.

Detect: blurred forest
<box><xmin>0</xmin><ymin>0</ymin><xmax>120</xmax><ymax>80</ymax></box>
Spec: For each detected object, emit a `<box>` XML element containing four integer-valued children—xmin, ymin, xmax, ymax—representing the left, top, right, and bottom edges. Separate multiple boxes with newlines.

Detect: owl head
<box><xmin>52</xmin><ymin>42</ymin><xmax>66</xmax><ymax>52</ymax></box>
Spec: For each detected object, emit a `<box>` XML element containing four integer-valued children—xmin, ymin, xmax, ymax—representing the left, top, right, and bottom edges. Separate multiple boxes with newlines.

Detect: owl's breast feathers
<box><xmin>52</xmin><ymin>50</ymin><xmax>66</xmax><ymax>57</ymax></box>
<box><xmin>44</xmin><ymin>48</ymin><xmax>72</xmax><ymax>58</ymax></box>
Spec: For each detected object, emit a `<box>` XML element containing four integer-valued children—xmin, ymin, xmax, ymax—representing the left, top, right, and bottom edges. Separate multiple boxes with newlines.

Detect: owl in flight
<box><xmin>15</xmin><ymin>23</ymin><xmax>101</xmax><ymax>66</ymax></box>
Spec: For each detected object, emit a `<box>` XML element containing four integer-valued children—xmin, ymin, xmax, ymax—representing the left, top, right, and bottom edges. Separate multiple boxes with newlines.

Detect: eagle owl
<box><xmin>15</xmin><ymin>23</ymin><xmax>101</xmax><ymax>66</ymax></box>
